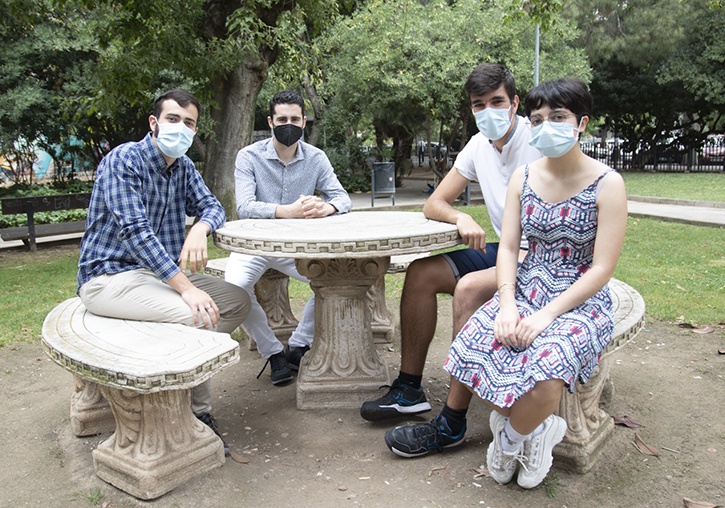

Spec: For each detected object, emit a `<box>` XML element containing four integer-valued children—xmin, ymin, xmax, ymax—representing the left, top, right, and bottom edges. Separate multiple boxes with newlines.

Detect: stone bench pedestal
<box><xmin>553</xmin><ymin>278</ymin><xmax>646</xmax><ymax>473</ymax></box>
<box><xmin>70</xmin><ymin>375</ymin><xmax>115</xmax><ymax>437</ymax></box>
<box><xmin>42</xmin><ymin>298</ymin><xmax>240</xmax><ymax>500</ymax></box>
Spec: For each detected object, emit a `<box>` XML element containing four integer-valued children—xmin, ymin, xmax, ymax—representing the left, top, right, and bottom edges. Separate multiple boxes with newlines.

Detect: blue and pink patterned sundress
<box><xmin>444</xmin><ymin>165</ymin><xmax>615</xmax><ymax>408</ymax></box>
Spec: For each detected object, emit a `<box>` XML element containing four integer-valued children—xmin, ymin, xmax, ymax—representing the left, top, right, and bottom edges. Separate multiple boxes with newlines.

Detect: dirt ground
<box><xmin>1</xmin><ymin>292</ymin><xmax>724</xmax><ymax>508</ymax></box>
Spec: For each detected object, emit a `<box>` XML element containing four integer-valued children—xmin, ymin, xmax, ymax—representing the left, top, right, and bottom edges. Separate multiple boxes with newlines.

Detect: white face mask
<box><xmin>473</xmin><ymin>106</ymin><xmax>513</xmax><ymax>140</ymax></box>
<box><xmin>154</xmin><ymin>119</ymin><xmax>195</xmax><ymax>159</ymax></box>
<box><xmin>528</xmin><ymin>119</ymin><xmax>582</xmax><ymax>158</ymax></box>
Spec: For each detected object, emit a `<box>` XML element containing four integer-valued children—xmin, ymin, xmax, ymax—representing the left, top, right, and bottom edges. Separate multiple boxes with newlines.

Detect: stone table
<box><xmin>214</xmin><ymin>211</ymin><xmax>461</xmax><ymax>409</ymax></box>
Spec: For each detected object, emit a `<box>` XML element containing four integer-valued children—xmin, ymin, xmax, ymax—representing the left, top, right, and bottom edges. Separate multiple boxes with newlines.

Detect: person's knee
<box><xmin>225</xmin><ymin>258</ymin><xmax>267</xmax><ymax>289</ymax></box>
<box><xmin>223</xmin><ymin>284</ymin><xmax>252</xmax><ymax>328</ymax></box>
<box><xmin>530</xmin><ymin>379</ymin><xmax>565</xmax><ymax>406</ymax></box>
<box><xmin>455</xmin><ymin>271</ymin><xmax>496</xmax><ymax>306</ymax></box>
<box><xmin>404</xmin><ymin>256</ymin><xmax>456</xmax><ymax>295</ymax></box>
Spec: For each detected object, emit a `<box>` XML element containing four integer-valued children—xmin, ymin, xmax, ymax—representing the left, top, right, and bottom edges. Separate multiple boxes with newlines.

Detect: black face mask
<box><xmin>273</xmin><ymin>123</ymin><xmax>303</xmax><ymax>147</ymax></box>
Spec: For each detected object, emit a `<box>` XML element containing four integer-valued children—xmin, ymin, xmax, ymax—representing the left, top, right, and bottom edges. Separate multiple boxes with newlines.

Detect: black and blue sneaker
<box><xmin>360</xmin><ymin>378</ymin><xmax>432</xmax><ymax>421</ymax></box>
<box><xmin>384</xmin><ymin>414</ymin><xmax>467</xmax><ymax>458</ymax></box>
<box><xmin>196</xmin><ymin>412</ymin><xmax>230</xmax><ymax>456</ymax></box>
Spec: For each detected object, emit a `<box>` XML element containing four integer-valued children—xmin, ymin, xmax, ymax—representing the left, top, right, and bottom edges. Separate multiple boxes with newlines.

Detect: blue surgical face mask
<box><xmin>154</xmin><ymin>119</ymin><xmax>196</xmax><ymax>159</ymax></box>
<box><xmin>473</xmin><ymin>106</ymin><xmax>513</xmax><ymax>141</ymax></box>
<box><xmin>528</xmin><ymin>119</ymin><xmax>582</xmax><ymax>158</ymax></box>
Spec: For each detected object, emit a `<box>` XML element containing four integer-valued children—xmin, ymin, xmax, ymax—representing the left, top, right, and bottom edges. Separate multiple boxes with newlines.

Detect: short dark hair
<box><xmin>524</xmin><ymin>78</ymin><xmax>593</xmax><ymax>123</ymax></box>
<box><xmin>269</xmin><ymin>90</ymin><xmax>305</xmax><ymax>118</ymax></box>
<box><xmin>153</xmin><ymin>89</ymin><xmax>202</xmax><ymax>119</ymax></box>
<box><xmin>464</xmin><ymin>63</ymin><xmax>516</xmax><ymax>102</ymax></box>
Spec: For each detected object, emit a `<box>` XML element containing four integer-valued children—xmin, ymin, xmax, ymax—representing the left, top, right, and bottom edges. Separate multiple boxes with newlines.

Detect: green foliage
<box><xmin>0</xmin><ymin>180</ymin><xmax>94</xmax><ymax>199</ymax></box>
<box><xmin>569</xmin><ymin>0</ymin><xmax>725</xmax><ymax>162</ymax></box>
<box><xmin>659</xmin><ymin>5</ymin><xmax>725</xmax><ymax>111</ymax></box>
<box><xmin>571</xmin><ymin>0</ymin><xmax>687</xmax><ymax>66</ymax></box>
<box><xmin>504</xmin><ymin>0</ymin><xmax>564</xmax><ymax>30</ymax></box>
<box><xmin>0</xmin><ymin>2</ymin><xmax>117</xmax><ymax>176</ymax></box>
<box><xmin>314</xmin><ymin>0</ymin><xmax>588</xmax><ymax>186</ymax></box>
<box><xmin>70</xmin><ymin>487</ymin><xmax>104</xmax><ymax>506</ymax></box>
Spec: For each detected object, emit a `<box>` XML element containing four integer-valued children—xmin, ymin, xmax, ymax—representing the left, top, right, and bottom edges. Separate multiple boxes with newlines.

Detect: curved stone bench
<box><xmin>42</xmin><ymin>298</ymin><xmax>240</xmax><ymax>500</ymax></box>
<box><xmin>553</xmin><ymin>278</ymin><xmax>646</xmax><ymax>473</ymax></box>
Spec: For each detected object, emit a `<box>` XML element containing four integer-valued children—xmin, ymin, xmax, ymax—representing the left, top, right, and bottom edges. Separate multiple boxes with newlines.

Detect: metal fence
<box><xmin>581</xmin><ymin>136</ymin><xmax>725</xmax><ymax>172</ymax></box>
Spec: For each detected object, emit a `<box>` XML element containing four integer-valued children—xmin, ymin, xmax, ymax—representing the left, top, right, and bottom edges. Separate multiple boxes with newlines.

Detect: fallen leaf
<box><xmin>229</xmin><ymin>451</ymin><xmax>249</xmax><ymax>464</ymax></box>
<box><xmin>718</xmin><ymin>349</ymin><xmax>725</xmax><ymax>355</ymax></box>
<box><xmin>633</xmin><ymin>433</ymin><xmax>659</xmax><ymax>456</ymax></box>
<box><xmin>427</xmin><ymin>465</ymin><xmax>453</xmax><ymax>477</ymax></box>
<box><xmin>692</xmin><ymin>325</ymin><xmax>714</xmax><ymax>334</ymax></box>
<box><xmin>676</xmin><ymin>284</ymin><xmax>687</xmax><ymax>291</ymax></box>
<box><xmin>683</xmin><ymin>497</ymin><xmax>721</xmax><ymax>508</ymax></box>
<box><xmin>613</xmin><ymin>415</ymin><xmax>643</xmax><ymax>428</ymax></box>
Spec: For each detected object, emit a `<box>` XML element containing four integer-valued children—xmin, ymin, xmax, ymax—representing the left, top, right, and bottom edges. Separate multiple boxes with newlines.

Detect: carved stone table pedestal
<box><xmin>296</xmin><ymin>257</ymin><xmax>391</xmax><ymax>409</ymax></box>
<box><xmin>214</xmin><ymin>211</ymin><xmax>462</xmax><ymax>410</ymax></box>
<box><xmin>368</xmin><ymin>273</ymin><xmax>395</xmax><ymax>344</ymax></box>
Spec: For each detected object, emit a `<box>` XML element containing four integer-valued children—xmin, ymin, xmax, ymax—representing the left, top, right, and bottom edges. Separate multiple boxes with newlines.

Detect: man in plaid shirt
<box><xmin>77</xmin><ymin>89</ymin><xmax>250</xmax><ymax>455</ymax></box>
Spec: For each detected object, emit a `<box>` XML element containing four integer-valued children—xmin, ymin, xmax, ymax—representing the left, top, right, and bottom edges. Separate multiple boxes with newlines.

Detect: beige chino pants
<box><xmin>79</xmin><ymin>268</ymin><xmax>251</xmax><ymax>414</ymax></box>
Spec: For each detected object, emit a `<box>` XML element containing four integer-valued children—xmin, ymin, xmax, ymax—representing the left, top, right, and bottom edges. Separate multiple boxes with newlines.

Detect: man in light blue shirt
<box><xmin>226</xmin><ymin>90</ymin><xmax>352</xmax><ymax>386</ymax></box>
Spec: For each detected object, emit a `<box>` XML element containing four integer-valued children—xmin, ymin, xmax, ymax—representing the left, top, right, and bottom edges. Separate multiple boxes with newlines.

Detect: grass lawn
<box><xmin>0</xmin><ymin>247</ymin><xmax>80</xmax><ymax>346</ymax></box>
<box><xmin>621</xmin><ymin>171</ymin><xmax>725</xmax><ymax>202</ymax></box>
<box><xmin>2</xmin><ymin>203</ymin><xmax>723</xmax><ymax>347</ymax></box>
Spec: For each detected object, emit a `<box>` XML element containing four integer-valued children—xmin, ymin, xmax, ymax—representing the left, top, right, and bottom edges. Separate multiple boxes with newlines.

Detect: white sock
<box><xmin>501</xmin><ymin>421</ymin><xmax>527</xmax><ymax>454</ymax></box>
<box><xmin>529</xmin><ymin>421</ymin><xmax>547</xmax><ymax>438</ymax></box>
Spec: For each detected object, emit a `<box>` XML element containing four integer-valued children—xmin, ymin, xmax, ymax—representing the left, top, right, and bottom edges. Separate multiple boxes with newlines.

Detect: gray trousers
<box><xmin>79</xmin><ymin>268</ymin><xmax>251</xmax><ymax>414</ymax></box>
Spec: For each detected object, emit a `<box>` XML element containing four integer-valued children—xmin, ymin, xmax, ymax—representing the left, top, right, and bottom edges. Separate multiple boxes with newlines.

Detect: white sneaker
<box><xmin>485</xmin><ymin>411</ymin><xmax>521</xmax><ymax>484</ymax></box>
<box><xmin>517</xmin><ymin>414</ymin><xmax>567</xmax><ymax>489</ymax></box>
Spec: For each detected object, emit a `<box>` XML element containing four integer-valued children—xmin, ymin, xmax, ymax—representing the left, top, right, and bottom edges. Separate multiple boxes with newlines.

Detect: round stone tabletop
<box><xmin>214</xmin><ymin>211</ymin><xmax>462</xmax><ymax>259</ymax></box>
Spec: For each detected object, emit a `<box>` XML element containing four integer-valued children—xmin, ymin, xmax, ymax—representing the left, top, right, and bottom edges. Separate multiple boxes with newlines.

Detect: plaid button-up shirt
<box><xmin>77</xmin><ymin>133</ymin><xmax>225</xmax><ymax>290</ymax></box>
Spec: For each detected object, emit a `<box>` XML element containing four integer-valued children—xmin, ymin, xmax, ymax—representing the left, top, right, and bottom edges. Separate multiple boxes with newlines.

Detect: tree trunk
<box><xmin>302</xmin><ymin>76</ymin><xmax>325</xmax><ymax>147</ymax></box>
<box><xmin>203</xmin><ymin>56</ymin><xmax>268</xmax><ymax>219</ymax></box>
<box><xmin>393</xmin><ymin>132</ymin><xmax>413</xmax><ymax>186</ymax></box>
<box><xmin>426</xmin><ymin>117</ymin><xmax>435</xmax><ymax>172</ymax></box>
<box><xmin>459</xmin><ymin>107</ymin><xmax>470</xmax><ymax>152</ymax></box>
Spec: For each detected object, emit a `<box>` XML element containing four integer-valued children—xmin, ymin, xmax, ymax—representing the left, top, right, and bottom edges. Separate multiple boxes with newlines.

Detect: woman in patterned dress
<box><xmin>384</xmin><ymin>79</ymin><xmax>628</xmax><ymax>489</ymax></box>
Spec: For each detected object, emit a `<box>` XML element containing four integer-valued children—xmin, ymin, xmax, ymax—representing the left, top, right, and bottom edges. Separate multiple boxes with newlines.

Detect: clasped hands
<box><xmin>494</xmin><ymin>305</ymin><xmax>556</xmax><ymax>350</ymax></box>
<box><xmin>295</xmin><ymin>194</ymin><xmax>334</xmax><ymax>218</ymax></box>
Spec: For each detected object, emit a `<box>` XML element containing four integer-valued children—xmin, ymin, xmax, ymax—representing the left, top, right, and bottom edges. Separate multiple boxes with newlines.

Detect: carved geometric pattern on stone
<box><xmin>214</xmin><ymin>211</ymin><xmax>462</xmax><ymax>259</ymax></box>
